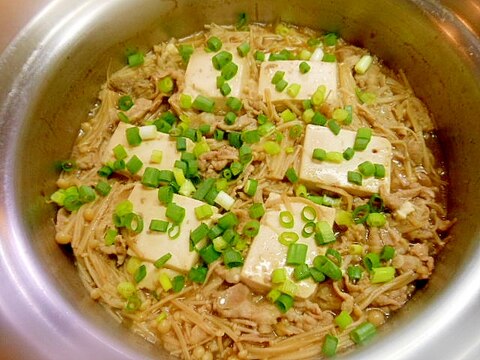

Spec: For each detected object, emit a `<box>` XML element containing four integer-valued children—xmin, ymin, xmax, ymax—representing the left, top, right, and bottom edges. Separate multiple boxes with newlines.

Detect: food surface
<box><xmin>50</xmin><ymin>20</ymin><xmax>454</xmax><ymax>359</ymax></box>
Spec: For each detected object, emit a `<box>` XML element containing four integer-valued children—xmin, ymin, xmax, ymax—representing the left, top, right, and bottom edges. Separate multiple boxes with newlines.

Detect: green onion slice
<box><xmin>278</xmin><ymin>231</ymin><xmax>299</xmax><ymax>246</ymax></box>
<box><xmin>279</xmin><ymin>211</ymin><xmax>294</xmax><ymax>228</ymax></box>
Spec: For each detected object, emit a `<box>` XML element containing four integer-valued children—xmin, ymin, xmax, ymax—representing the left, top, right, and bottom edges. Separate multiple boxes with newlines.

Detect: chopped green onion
<box><xmin>333</xmin><ymin>108</ymin><xmax>349</xmax><ymax>122</ymax></box>
<box><xmin>95</xmin><ymin>181</ymin><xmax>111</xmax><ymax>197</ymax></box>
<box><xmin>371</xmin><ymin>266</ymin><xmax>396</xmax><ymax>283</ymax></box>
<box><xmin>350</xmin><ymin>244</ymin><xmax>364</xmax><ymax>255</ymax></box>
<box><xmin>311</xmin><ymin>85</ymin><xmax>326</xmax><ymax>106</ymax></box>
<box><xmin>355</xmin><ymin>88</ymin><xmax>377</xmax><ymax>105</ymax></box>
<box><xmin>228</xmin><ymin>131</ymin><xmax>243</xmax><ymax>148</ymax></box>
<box><xmin>223</xmin><ymin>248</ymin><xmax>244</xmax><ymax>268</ymax></box>
<box><xmin>275</xmin><ymin>79</ymin><xmax>288</xmax><ymax>92</ymax></box>
<box><xmin>214</xmin><ymin>190</ymin><xmax>235</xmax><ymax>210</ymax></box>
<box><xmin>149</xmin><ymin>219</ymin><xmax>169</xmax><ymax>233</ymax></box>
<box><xmin>192</xmin><ymin>95</ymin><xmax>215</xmax><ymax>113</ymax></box>
<box><xmin>200</xmin><ymin>244</ymin><xmax>222</xmax><ymax>264</ymax></box>
<box><xmin>355</xmin><ymin>54</ymin><xmax>374</xmax><ymax>74</ymax></box>
<box><xmin>314</xmin><ymin>221</ymin><xmax>336</xmax><ymax>245</ymax></box>
<box><xmin>193</xmin><ymin>140</ymin><xmax>210</xmax><ymax>158</ymax></box>
<box><xmin>263</xmin><ymin>141</ymin><xmax>281</xmax><ymax>155</ymax></box>
<box><xmin>267</xmin><ymin>288</ymin><xmax>282</xmax><ymax>302</ymax></box>
<box><xmin>374</xmin><ymin>163</ymin><xmax>386</xmax><ymax>178</ymax></box>
<box><xmin>237</xmin><ymin>42</ymin><xmax>250</xmax><ymax>57</ymax></box>
<box><xmin>366</xmin><ymin>212</ymin><xmax>387</xmax><ymax>227</ymax></box>
<box><xmin>254</xmin><ymin>50</ymin><xmax>265</xmax><ymax>61</ymax></box>
<box><xmin>275</xmin><ymin>294</ymin><xmax>294</xmax><ymax>313</ymax></box>
<box><xmin>335</xmin><ymin>310</ymin><xmax>353</xmax><ymax>330</ymax></box>
<box><xmin>301</xmin><ymin>206</ymin><xmax>317</xmax><ymax>222</ymax></box>
<box><xmin>206</xmin><ymin>36</ymin><xmax>222</xmax><ymax>52</ymax></box>
<box><xmin>312</xmin><ymin>148</ymin><xmax>327</xmax><ymax>161</ymax></box>
<box><xmin>220</xmin><ymin>82</ymin><xmax>232</xmax><ymax>96</ymax></box>
<box><xmin>126</xmin><ymin>155</ymin><xmax>143</xmax><ymax>175</ymax></box>
<box><xmin>126</xmin><ymin>127</ymin><xmax>142</xmax><ymax>146</ymax></box>
<box><xmin>287</xmin><ymin>83</ymin><xmax>301</xmax><ymax>98</ymax></box>
<box><xmin>212</xmin><ymin>236</ymin><xmax>228</xmax><ymax>252</ymax></box>
<box><xmin>153</xmin><ymin>253</ymin><xmax>172</xmax><ymax>268</ymax></box>
<box><xmin>335</xmin><ymin>210</ymin><xmax>352</xmax><ymax>226</ymax></box>
<box><xmin>363</xmin><ymin>253</ymin><xmax>381</xmax><ymax>272</ymax></box>
<box><xmin>134</xmin><ymin>264</ymin><xmax>147</xmax><ymax>283</ymax></box>
<box><xmin>221</xmin><ymin>62</ymin><xmax>239</xmax><ymax>80</ymax></box>
<box><xmin>166</xmin><ymin>202</ymin><xmax>185</xmax><ymax>224</ymax></box>
<box><xmin>302</xmin><ymin>221</ymin><xmax>316</xmax><ymax>238</ymax></box>
<box><xmin>248</xmin><ymin>203</ymin><xmax>265</xmax><ymax>219</ymax></box>
<box><xmin>278</xmin><ymin>231</ymin><xmax>299</xmax><ymax>246</ymax></box>
<box><xmin>190</xmin><ymin>223</ymin><xmax>209</xmax><ymax>246</ymax></box>
<box><xmin>327</xmin><ymin>119</ymin><xmax>341</xmax><ymax>135</ymax></box>
<box><xmin>172</xmin><ymin>275</ymin><xmax>185</xmax><ymax>293</ymax></box>
<box><xmin>347</xmin><ymin>171</ymin><xmax>363</xmax><ymax>186</ymax></box>
<box><xmin>281</xmin><ymin>109</ymin><xmax>296</xmax><ymax>122</ymax></box>
<box><xmin>158</xmin><ymin>273</ymin><xmax>173</xmax><ymax>291</ymax></box>
<box><xmin>204</xmin><ymin>186</ymin><xmax>220</xmax><ymax>206</ymax></box>
<box><xmin>310</xmin><ymin>267</ymin><xmax>326</xmax><ymax>282</ymax></box>
<box><xmin>193</xmin><ymin>178</ymin><xmax>215</xmax><ymax>201</ymax></box>
<box><xmin>104</xmin><ymin>228</ymin><xmax>118</xmax><ymax>246</ymax></box>
<box><xmin>257</xmin><ymin>122</ymin><xmax>275</xmax><ymax>136</ymax></box>
<box><xmin>244</xmin><ymin>179</ymin><xmax>258</xmax><ymax>196</ymax></box>
<box><xmin>157</xmin><ymin>185</ymin><xmax>173</xmax><ymax>205</ymax></box>
<box><xmin>178</xmin><ymin>44</ymin><xmax>194</xmax><ymax>63</ymax></box>
<box><xmin>125</xmin><ymin>295</ymin><xmax>141</xmax><ymax>312</ymax></box>
<box><xmin>352</xmin><ymin>204</ymin><xmax>370</xmax><ymax>224</ymax></box>
<box><xmin>212</xmin><ymin>51</ymin><xmax>233</xmax><ymax>70</ymax></box>
<box><xmin>242</xmin><ymin>129</ymin><xmax>261</xmax><ymax>144</ymax></box>
<box><xmin>277</xmin><ymin>278</ymin><xmax>297</xmax><ymax>297</ymax></box>
<box><xmin>358</xmin><ymin>161</ymin><xmax>375</xmax><ymax>177</ymax></box>
<box><xmin>226</xmin><ymin>96</ymin><xmax>243</xmax><ymax>112</ymax></box>
<box><xmin>118</xmin><ymin>112</ymin><xmax>130</xmax><ymax>123</ymax></box>
<box><xmin>124</xmin><ymin>213</ymin><xmax>144</xmax><ymax>234</ymax></box>
<box><xmin>322</xmin><ymin>53</ymin><xmax>336</xmax><ymax>62</ymax></box>
<box><xmin>224</xmin><ymin>111</ymin><xmax>237</xmax><ymax>125</ymax></box>
<box><xmin>285</xmin><ymin>168</ymin><xmax>298</xmax><ymax>183</ymax></box>
<box><xmin>311</xmin><ymin>112</ymin><xmax>327</xmax><ymax>125</ymax></box>
<box><xmin>322</xmin><ymin>334</ymin><xmax>338</xmax><ymax>358</ymax></box>
<box><xmin>194</xmin><ymin>204</ymin><xmax>214</xmax><ymax>220</ymax></box>
<box><xmin>207</xmin><ymin>225</ymin><xmax>224</xmax><ymax>241</ymax></box>
<box><xmin>380</xmin><ymin>245</ymin><xmax>396</xmax><ymax>261</ymax></box>
<box><xmin>179</xmin><ymin>94</ymin><xmax>192</xmax><ymax>109</ymax></box>
<box><xmin>272</xmin><ymin>268</ymin><xmax>287</xmax><ymax>284</ymax></box>
<box><xmin>78</xmin><ymin>185</ymin><xmax>96</xmax><ymax>204</ymax></box>
<box><xmin>324</xmin><ymin>33</ymin><xmax>338</xmax><ymax>46</ymax></box>
<box><xmin>172</xmin><ymin>167</ymin><xmax>186</xmax><ymax>186</ymax></box>
<box><xmin>127</xmin><ymin>52</ymin><xmax>144</xmax><ymax>67</ymax></box>
<box><xmin>118</xmin><ymin>95</ymin><xmax>134</xmax><ymax>111</ymax></box>
<box><xmin>344</xmin><ymin>105</ymin><xmax>353</xmax><ymax>125</ymax></box>
<box><xmin>313</xmin><ymin>255</ymin><xmax>342</xmax><ymax>281</ymax></box>
<box><xmin>139</xmin><ymin>125</ymin><xmax>157</xmax><ymax>140</ymax></box>
<box><xmin>299</xmin><ymin>61</ymin><xmax>311</xmax><ymax>74</ymax></box>
<box><xmin>159</xmin><ymin>76</ymin><xmax>174</xmax><ymax>93</ymax></box>
<box><xmin>343</xmin><ymin>147</ymin><xmax>355</xmax><ymax>160</ymax></box>
<box><xmin>179</xmin><ymin>179</ymin><xmax>196</xmax><ymax>197</ymax></box>
<box><xmin>275</xmin><ymin>23</ymin><xmax>290</xmax><ymax>36</ymax></box>
<box><xmin>150</xmin><ymin>150</ymin><xmax>163</xmax><ymax>164</ymax></box>
<box><xmin>141</xmin><ymin>167</ymin><xmax>160</xmax><ymax>188</ymax></box>
<box><xmin>299</xmin><ymin>49</ymin><xmax>312</xmax><ymax>60</ymax></box>
<box><xmin>243</xmin><ymin>220</ymin><xmax>260</xmax><ymax>237</ymax></box>
<box><xmin>294</xmin><ymin>263</ymin><xmax>311</xmax><ymax>281</ymax></box>
<box><xmin>168</xmin><ymin>223</ymin><xmax>181</xmax><ymax>239</ymax></box>
<box><xmin>325</xmin><ymin>151</ymin><xmax>343</xmax><ymax>163</ymax></box>
<box><xmin>188</xmin><ymin>266</ymin><xmax>208</xmax><ymax>284</ymax></box>
<box><xmin>279</xmin><ymin>211</ymin><xmax>294</xmax><ymax>228</ymax></box>
<box><xmin>350</xmin><ymin>322</ymin><xmax>377</xmax><ymax>344</ymax></box>
<box><xmin>302</xmin><ymin>108</ymin><xmax>315</xmax><ymax>123</ymax></box>
<box><xmin>347</xmin><ymin>265</ymin><xmax>363</xmax><ymax>282</ymax></box>
<box><xmin>288</xmin><ymin>125</ymin><xmax>303</xmax><ymax>139</ymax></box>
<box><xmin>326</xmin><ymin>248</ymin><xmax>342</xmax><ymax>266</ymax></box>
<box><xmin>217</xmin><ymin>211</ymin><xmax>239</xmax><ymax>230</ymax></box>
<box><xmin>287</xmin><ymin>243</ymin><xmax>308</xmax><ymax>265</ymax></box>
<box><xmin>117</xmin><ymin>281</ymin><xmax>136</xmax><ymax>299</ymax></box>
<box><xmin>236</xmin><ymin>12</ymin><xmax>249</xmax><ymax>30</ymax></box>
<box><xmin>295</xmin><ymin>184</ymin><xmax>308</xmax><ymax>197</ymax></box>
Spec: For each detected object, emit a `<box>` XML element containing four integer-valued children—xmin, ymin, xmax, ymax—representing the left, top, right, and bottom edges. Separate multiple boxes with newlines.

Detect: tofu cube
<box><xmin>127</xmin><ymin>184</ymin><xmax>218</xmax><ymax>289</ymax></box>
<box><xmin>240</xmin><ymin>195</ymin><xmax>336</xmax><ymax>299</ymax></box>
<box><xmin>299</xmin><ymin>125</ymin><xmax>392</xmax><ymax>195</ymax></box>
<box><xmin>258</xmin><ymin>60</ymin><xmax>338</xmax><ymax>103</ymax></box>
<box><xmin>103</xmin><ymin>122</ymin><xmax>192</xmax><ymax>177</ymax></box>
<box><xmin>183</xmin><ymin>46</ymin><xmax>250</xmax><ymax>106</ymax></box>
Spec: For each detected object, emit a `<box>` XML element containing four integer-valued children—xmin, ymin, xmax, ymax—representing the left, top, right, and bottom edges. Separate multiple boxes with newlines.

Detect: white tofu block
<box><xmin>258</xmin><ymin>60</ymin><xmax>338</xmax><ymax>103</ymax></box>
<box><xmin>183</xmin><ymin>46</ymin><xmax>250</xmax><ymax>105</ymax></box>
<box><xmin>240</xmin><ymin>196</ymin><xmax>336</xmax><ymax>299</ymax></box>
<box><xmin>103</xmin><ymin>122</ymin><xmax>192</xmax><ymax>177</ymax></box>
<box><xmin>127</xmin><ymin>184</ymin><xmax>218</xmax><ymax>289</ymax></box>
<box><xmin>299</xmin><ymin>125</ymin><xmax>392</xmax><ymax>195</ymax></box>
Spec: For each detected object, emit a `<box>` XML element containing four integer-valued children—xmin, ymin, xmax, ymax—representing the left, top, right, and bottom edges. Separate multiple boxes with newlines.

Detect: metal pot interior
<box><xmin>1</xmin><ymin>0</ymin><xmax>479</xmax><ymax>359</ymax></box>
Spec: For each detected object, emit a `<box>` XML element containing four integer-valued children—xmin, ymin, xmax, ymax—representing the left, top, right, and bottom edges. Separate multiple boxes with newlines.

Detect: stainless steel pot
<box><xmin>1</xmin><ymin>0</ymin><xmax>479</xmax><ymax>359</ymax></box>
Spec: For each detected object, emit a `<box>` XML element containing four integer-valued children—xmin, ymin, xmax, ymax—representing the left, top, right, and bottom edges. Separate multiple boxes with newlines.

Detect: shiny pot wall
<box><xmin>1</xmin><ymin>0</ymin><xmax>479</xmax><ymax>359</ymax></box>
